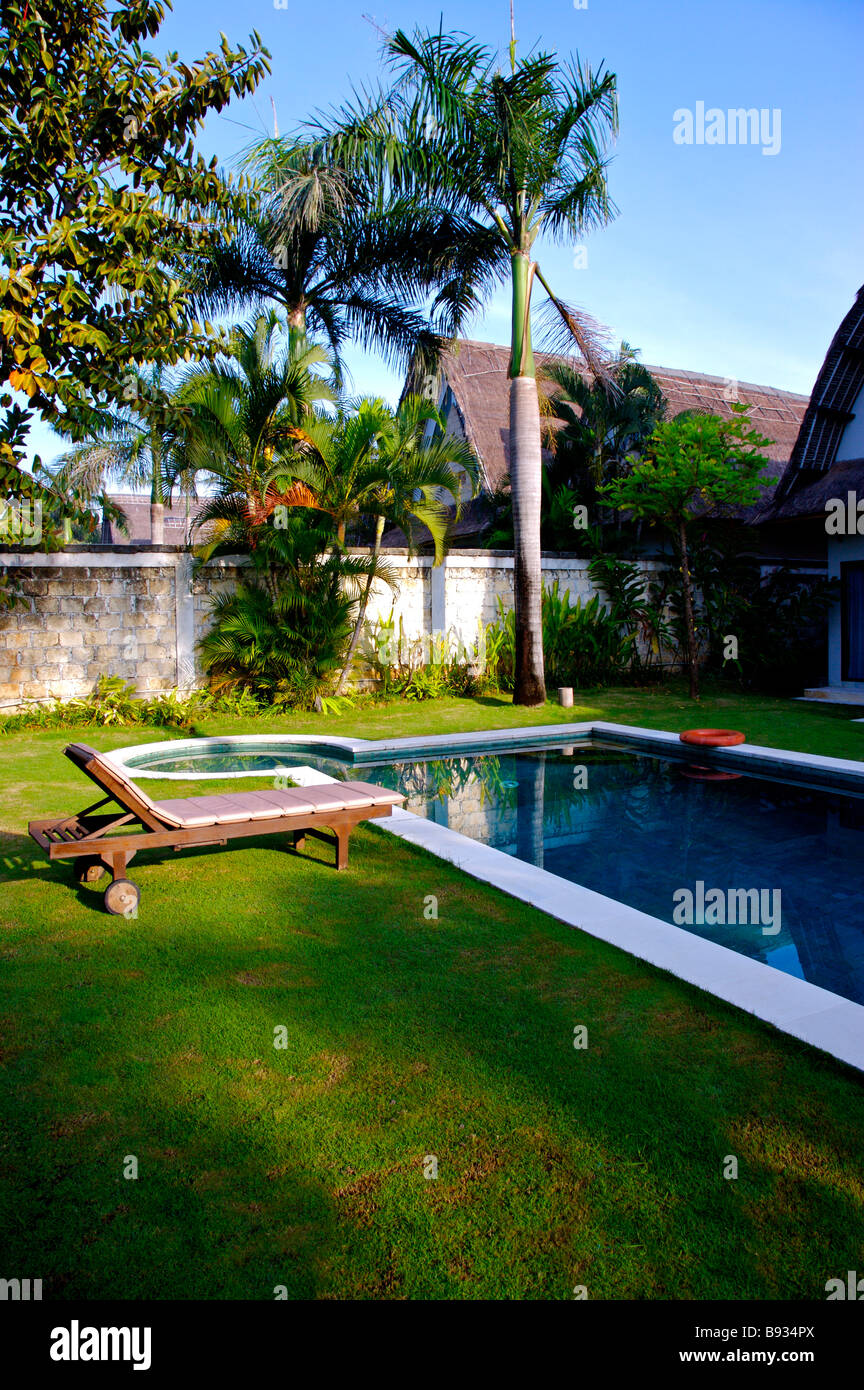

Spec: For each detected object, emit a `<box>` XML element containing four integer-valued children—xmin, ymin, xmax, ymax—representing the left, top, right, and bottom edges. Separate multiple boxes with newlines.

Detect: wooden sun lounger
<box><xmin>28</xmin><ymin>743</ymin><xmax>405</xmax><ymax>915</ymax></box>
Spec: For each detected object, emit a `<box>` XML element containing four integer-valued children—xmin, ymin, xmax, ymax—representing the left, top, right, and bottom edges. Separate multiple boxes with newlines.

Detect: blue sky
<box><xmin>27</xmin><ymin>0</ymin><xmax>863</xmax><ymax>465</ymax></box>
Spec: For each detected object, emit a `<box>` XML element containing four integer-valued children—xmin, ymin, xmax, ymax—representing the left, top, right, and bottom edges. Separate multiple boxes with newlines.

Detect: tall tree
<box><xmin>0</xmin><ymin>0</ymin><xmax>269</xmax><ymax>489</ymax></box>
<box><xmin>599</xmin><ymin>406</ymin><xmax>774</xmax><ymax>698</ymax></box>
<box><xmin>318</xmin><ymin>22</ymin><xmax>618</xmax><ymax>703</ymax></box>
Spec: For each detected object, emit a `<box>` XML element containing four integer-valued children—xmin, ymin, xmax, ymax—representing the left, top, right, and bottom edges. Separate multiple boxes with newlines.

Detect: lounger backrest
<box><xmin>64</xmin><ymin>744</ymin><xmax>179</xmax><ymax>829</ymax></box>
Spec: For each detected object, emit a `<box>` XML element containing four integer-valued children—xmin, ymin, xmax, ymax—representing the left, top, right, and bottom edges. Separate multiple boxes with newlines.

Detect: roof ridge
<box><xmin>444</xmin><ymin>339</ymin><xmax>809</xmax><ymax>398</ymax></box>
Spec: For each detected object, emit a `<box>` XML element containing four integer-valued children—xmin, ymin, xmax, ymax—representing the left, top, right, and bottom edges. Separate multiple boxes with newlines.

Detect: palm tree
<box><xmin>543</xmin><ymin>344</ymin><xmax>667</xmax><ymax>507</ymax></box>
<box><xmin>318</xmin><ymin>22</ymin><xmax>618</xmax><ymax>704</ymax></box>
<box><xmin>339</xmin><ymin>394</ymin><xmax>480</xmax><ymax>690</ymax></box>
<box><xmin>176</xmin><ymin>312</ymin><xmax>336</xmax><ymax>555</ymax></box>
<box><xmin>46</xmin><ymin>365</ymin><xmax>196</xmax><ymax>544</ymax></box>
<box><xmin>179</xmin><ymin>316</ymin><xmax>391</xmax><ymax>705</ymax></box>
<box><xmin>269</xmin><ymin>392</ymin><xmax>479</xmax><ymax>691</ymax></box>
<box><xmin>188</xmin><ymin>136</ymin><xmax>496</xmax><ymax>380</ymax></box>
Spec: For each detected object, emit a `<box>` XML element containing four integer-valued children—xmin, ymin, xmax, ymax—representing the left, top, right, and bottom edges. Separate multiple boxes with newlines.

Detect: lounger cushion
<box><xmin>65</xmin><ymin>742</ymin><xmax>404</xmax><ymax>831</ymax></box>
<box><xmin>153</xmin><ymin>781</ymin><xmax>403</xmax><ymax>828</ymax></box>
<box><xmin>154</xmin><ymin>788</ymin><xmax>329</xmax><ymax>828</ymax></box>
<box><xmin>333</xmin><ymin>780</ymin><xmax>403</xmax><ymax>808</ymax></box>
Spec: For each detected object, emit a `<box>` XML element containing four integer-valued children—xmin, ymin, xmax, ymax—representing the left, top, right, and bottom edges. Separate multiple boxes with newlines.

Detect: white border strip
<box><xmin>110</xmin><ymin>721</ymin><xmax>864</xmax><ymax>789</ymax></box>
<box><xmin>377</xmin><ymin>805</ymin><xmax>864</xmax><ymax>1075</ymax></box>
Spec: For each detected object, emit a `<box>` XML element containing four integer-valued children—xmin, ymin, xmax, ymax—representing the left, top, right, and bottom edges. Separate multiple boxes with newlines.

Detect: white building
<box><xmin>770</xmin><ymin>285</ymin><xmax>864</xmax><ymax>700</ymax></box>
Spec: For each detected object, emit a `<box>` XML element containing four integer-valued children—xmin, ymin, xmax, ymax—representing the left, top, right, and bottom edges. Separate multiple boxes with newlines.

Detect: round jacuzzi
<box><xmin>111</xmin><ymin>735</ymin><xmax>362</xmax><ymax>781</ymax></box>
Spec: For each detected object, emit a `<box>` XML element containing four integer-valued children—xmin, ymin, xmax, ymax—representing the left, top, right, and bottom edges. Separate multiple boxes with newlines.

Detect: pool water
<box><xmin>125</xmin><ymin>738</ymin><xmax>864</xmax><ymax>1004</ymax></box>
<box><xmin>125</xmin><ymin>744</ymin><xmax>352</xmax><ymax>780</ymax></box>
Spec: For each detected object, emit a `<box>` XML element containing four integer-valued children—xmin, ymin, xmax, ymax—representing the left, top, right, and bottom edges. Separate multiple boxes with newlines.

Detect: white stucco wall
<box><xmin>836</xmin><ymin>382</ymin><xmax>864</xmax><ymax>462</ymax></box>
<box><xmin>0</xmin><ymin>547</ymin><xmax>677</xmax><ymax>707</ymax></box>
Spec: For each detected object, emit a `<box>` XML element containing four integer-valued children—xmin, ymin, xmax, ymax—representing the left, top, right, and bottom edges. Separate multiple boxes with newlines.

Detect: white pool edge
<box><xmin>107</xmin><ymin>724</ymin><xmax>864</xmax><ymax>1074</ymax></box>
<box><xmin>292</xmin><ymin>761</ymin><xmax>864</xmax><ymax>1076</ymax></box>
<box><xmin>375</xmin><ymin>805</ymin><xmax>864</xmax><ymax>1076</ymax></box>
<box><xmin>109</xmin><ymin>720</ymin><xmax>864</xmax><ymax>787</ymax></box>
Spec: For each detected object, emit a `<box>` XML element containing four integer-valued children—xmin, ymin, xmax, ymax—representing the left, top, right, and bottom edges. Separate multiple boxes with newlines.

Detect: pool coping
<box><xmin>111</xmin><ymin>721</ymin><xmax>864</xmax><ymax>790</ymax></box>
<box><xmin>107</xmin><ymin>724</ymin><xmax>864</xmax><ymax>1075</ymax></box>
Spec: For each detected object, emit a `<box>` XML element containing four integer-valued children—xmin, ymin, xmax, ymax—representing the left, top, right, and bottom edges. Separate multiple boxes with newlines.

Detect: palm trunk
<box><xmin>678</xmin><ymin>518</ymin><xmax>699</xmax><ymax>698</ymax></box>
<box><xmin>150</xmin><ymin>502</ymin><xmax>164</xmax><ymax>545</ymax></box>
<box><xmin>509</xmin><ymin>251</ymin><xmax>546</xmax><ymax>706</ymax></box>
<box><xmin>333</xmin><ymin>515</ymin><xmax>384</xmax><ymax>696</ymax></box>
<box><xmin>510</xmin><ymin>376</ymin><xmax>545</xmax><ymax>704</ymax></box>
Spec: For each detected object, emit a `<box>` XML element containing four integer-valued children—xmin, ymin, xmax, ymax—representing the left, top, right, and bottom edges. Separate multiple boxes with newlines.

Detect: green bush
<box><xmin>0</xmin><ymin>676</ymin><xmax>267</xmax><ymax>735</ymax></box>
<box><xmin>483</xmin><ymin>580</ymin><xmax>635</xmax><ymax>691</ymax></box>
<box><xmin>360</xmin><ymin>611</ymin><xmax>483</xmax><ymax>701</ymax></box>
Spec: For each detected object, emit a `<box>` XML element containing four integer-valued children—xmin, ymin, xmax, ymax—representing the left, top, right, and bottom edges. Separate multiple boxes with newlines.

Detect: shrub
<box><xmin>484</xmin><ymin>580</ymin><xmax>635</xmax><ymax>692</ymax></box>
<box><xmin>0</xmin><ymin>676</ymin><xmax>270</xmax><ymax>734</ymax></box>
<box><xmin>587</xmin><ymin>552</ymin><xmax>673</xmax><ymax>677</ymax></box>
<box><xmin>359</xmin><ymin>611</ymin><xmax>483</xmax><ymax>701</ymax></box>
<box><xmin>198</xmin><ymin>570</ymin><xmax>356</xmax><ymax>712</ymax></box>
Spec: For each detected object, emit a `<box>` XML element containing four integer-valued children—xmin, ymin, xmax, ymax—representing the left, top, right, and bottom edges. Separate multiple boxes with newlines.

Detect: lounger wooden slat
<box><xmin>28</xmin><ymin>743</ymin><xmax>405</xmax><ymax>915</ymax></box>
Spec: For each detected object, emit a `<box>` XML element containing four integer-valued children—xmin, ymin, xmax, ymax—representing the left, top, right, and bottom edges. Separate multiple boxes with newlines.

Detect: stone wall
<box><xmin>0</xmin><ymin>553</ymin><xmax>181</xmax><ymax>707</ymax></box>
<box><xmin>0</xmin><ymin>544</ymin><xmax>670</xmax><ymax>709</ymax></box>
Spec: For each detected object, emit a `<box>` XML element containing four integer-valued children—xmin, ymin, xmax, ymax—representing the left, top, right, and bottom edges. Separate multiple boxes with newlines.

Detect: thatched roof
<box><xmin>759</xmin><ymin>457</ymin><xmax>864</xmax><ymax>521</ymax></box>
<box><xmin>437</xmin><ymin>339</ymin><xmax>809</xmax><ymax>496</ymax></box>
<box><xmin>105</xmin><ymin>493</ymin><xmax>203</xmax><ymax>544</ymax></box>
<box><xmin>769</xmin><ymin>284</ymin><xmax>864</xmax><ymax>518</ymax></box>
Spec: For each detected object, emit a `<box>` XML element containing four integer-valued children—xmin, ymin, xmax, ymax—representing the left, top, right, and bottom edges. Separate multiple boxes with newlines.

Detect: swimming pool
<box><xmin>112</xmin><ymin>723</ymin><xmax>864</xmax><ymax>1066</ymax></box>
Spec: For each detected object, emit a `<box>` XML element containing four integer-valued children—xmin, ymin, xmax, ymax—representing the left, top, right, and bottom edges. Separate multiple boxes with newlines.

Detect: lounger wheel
<box><xmin>104</xmin><ymin>879</ymin><xmax>140</xmax><ymax>916</ymax></box>
<box><xmin>75</xmin><ymin>857</ymin><xmax>106</xmax><ymax>884</ymax></box>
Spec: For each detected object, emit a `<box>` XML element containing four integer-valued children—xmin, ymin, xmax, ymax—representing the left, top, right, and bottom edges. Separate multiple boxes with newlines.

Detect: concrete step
<box><xmin>800</xmin><ymin>687</ymin><xmax>864</xmax><ymax>706</ymax></box>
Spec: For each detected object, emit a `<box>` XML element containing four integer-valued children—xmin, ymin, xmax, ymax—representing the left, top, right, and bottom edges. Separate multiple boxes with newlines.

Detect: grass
<box><xmin>1</xmin><ymin>684</ymin><xmax>863</xmax><ymax>1300</ymax></box>
<box><xmin>166</xmin><ymin>681</ymin><xmax>864</xmax><ymax>758</ymax></box>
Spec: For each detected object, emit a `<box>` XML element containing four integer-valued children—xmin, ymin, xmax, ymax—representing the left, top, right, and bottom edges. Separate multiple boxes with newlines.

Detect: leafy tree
<box><xmin>317</xmin><ymin>23</ymin><xmax>619</xmax><ymax>705</ymax></box>
<box><xmin>0</xmin><ymin>0</ymin><xmax>269</xmax><ymax>489</ymax></box>
<box><xmin>599</xmin><ymin>406</ymin><xmax>774</xmax><ymax>697</ymax></box>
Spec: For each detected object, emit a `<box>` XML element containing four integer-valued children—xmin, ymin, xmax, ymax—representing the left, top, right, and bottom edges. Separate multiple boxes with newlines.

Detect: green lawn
<box><xmin>165</xmin><ymin>681</ymin><xmax>864</xmax><ymax>758</ymax></box>
<box><xmin>1</xmin><ymin>686</ymin><xmax>863</xmax><ymax>1299</ymax></box>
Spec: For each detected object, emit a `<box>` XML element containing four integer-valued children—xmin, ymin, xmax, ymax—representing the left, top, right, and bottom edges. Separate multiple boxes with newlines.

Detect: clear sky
<box><xmin>26</xmin><ymin>0</ymin><xmax>864</xmax><ymax>465</ymax></box>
